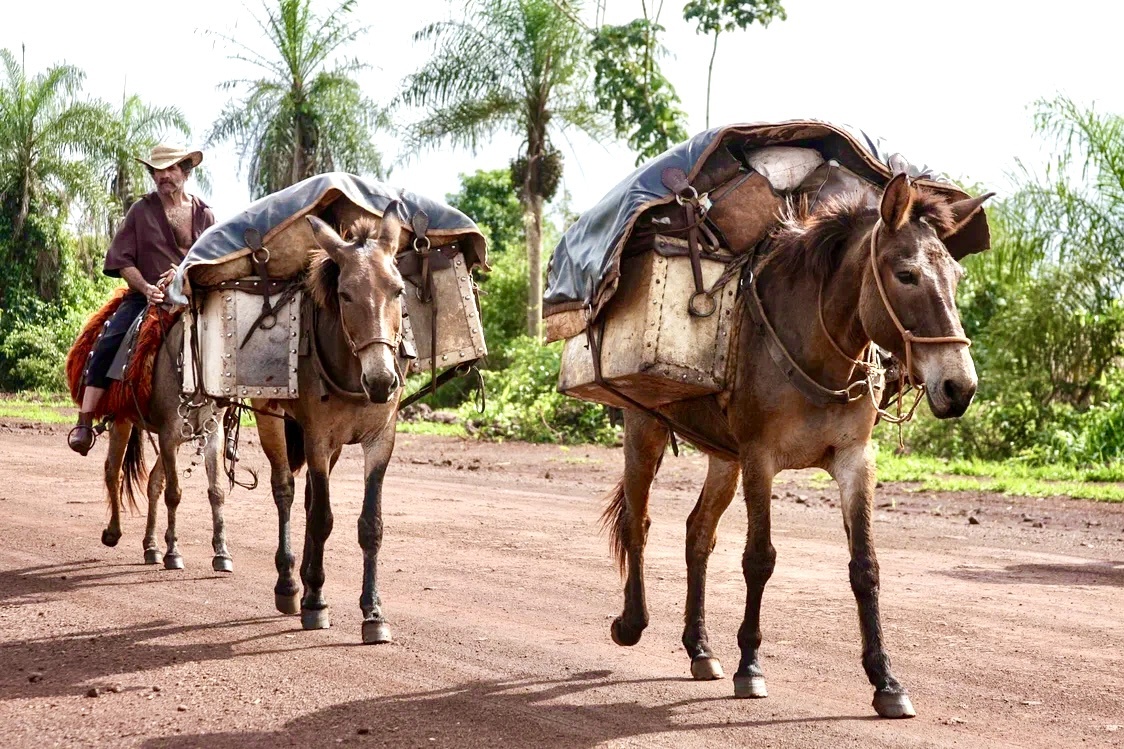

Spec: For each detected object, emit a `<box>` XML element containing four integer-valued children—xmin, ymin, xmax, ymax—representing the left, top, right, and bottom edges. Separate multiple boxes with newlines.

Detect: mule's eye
<box><xmin>339</xmin><ymin>291</ymin><xmax>353</xmax><ymax>303</ymax></box>
<box><xmin>895</xmin><ymin>270</ymin><xmax>919</xmax><ymax>286</ymax></box>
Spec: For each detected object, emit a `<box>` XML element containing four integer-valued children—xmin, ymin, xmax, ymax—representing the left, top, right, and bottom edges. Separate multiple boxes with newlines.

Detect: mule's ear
<box><xmin>940</xmin><ymin>191</ymin><xmax>996</xmax><ymax>240</ymax></box>
<box><xmin>377</xmin><ymin>207</ymin><xmax>404</xmax><ymax>252</ymax></box>
<box><xmin>307</xmin><ymin>215</ymin><xmax>348</xmax><ymax>262</ymax></box>
<box><xmin>880</xmin><ymin>172</ymin><xmax>915</xmax><ymax>232</ymax></box>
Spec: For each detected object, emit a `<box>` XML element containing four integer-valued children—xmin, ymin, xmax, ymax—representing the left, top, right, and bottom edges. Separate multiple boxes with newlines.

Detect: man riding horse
<box><xmin>68</xmin><ymin>144</ymin><xmax>215</xmax><ymax>455</ymax></box>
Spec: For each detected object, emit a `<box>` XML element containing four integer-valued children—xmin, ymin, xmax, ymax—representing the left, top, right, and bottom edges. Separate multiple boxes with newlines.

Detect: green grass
<box><xmin>0</xmin><ymin>392</ymin><xmax>74</xmax><ymax>424</ymax></box>
<box><xmin>396</xmin><ymin>420</ymin><xmax>468</xmax><ymax>438</ymax></box>
<box><xmin>875</xmin><ymin>451</ymin><xmax>1124</xmax><ymax>502</ymax></box>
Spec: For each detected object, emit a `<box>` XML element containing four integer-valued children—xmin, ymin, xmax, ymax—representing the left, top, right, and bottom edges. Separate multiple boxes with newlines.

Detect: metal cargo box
<box><xmin>558</xmin><ymin>239</ymin><xmax>737</xmax><ymax>409</ymax></box>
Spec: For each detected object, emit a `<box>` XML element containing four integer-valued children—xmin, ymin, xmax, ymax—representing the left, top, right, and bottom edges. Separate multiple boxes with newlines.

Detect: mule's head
<box><xmin>859</xmin><ymin>174</ymin><xmax>992</xmax><ymax>418</ymax></box>
<box><xmin>306</xmin><ymin>210</ymin><xmax>406</xmax><ymax>404</ymax></box>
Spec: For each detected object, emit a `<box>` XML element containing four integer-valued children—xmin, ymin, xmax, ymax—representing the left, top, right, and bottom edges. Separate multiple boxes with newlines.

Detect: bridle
<box><xmin>862</xmin><ymin>220</ymin><xmax>971</xmax><ymax>389</ymax></box>
<box><xmin>750</xmin><ymin>216</ymin><xmax>971</xmax><ymax>422</ymax></box>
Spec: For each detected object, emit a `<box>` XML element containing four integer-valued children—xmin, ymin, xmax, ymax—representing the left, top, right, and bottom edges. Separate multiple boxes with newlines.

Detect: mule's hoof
<box><xmin>211</xmin><ymin>556</ymin><xmax>234</xmax><ymax>573</ymax></box>
<box><xmin>873</xmin><ymin>690</ymin><xmax>916</xmax><ymax>719</ymax></box>
<box><xmin>301</xmin><ymin>608</ymin><xmax>330</xmax><ymax>630</ymax></box>
<box><xmin>690</xmin><ymin>656</ymin><xmax>724</xmax><ymax>681</ymax></box>
<box><xmin>143</xmin><ymin>549</ymin><xmax>160</xmax><ymax>565</ymax></box>
<box><xmin>275</xmin><ymin>593</ymin><xmax>301</xmax><ymax>615</ymax></box>
<box><xmin>610</xmin><ymin>617</ymin><xmax>643</xmax><ymax>647</ymax></box>
<box><xmin>163</xmin><ymin>554</ymin><xmax>184</xmax><ymax>571</ymax></box>
<box><xmin>101</xmin><ymin>529</ymin><xmax>120</xmax><ymax>548</ymax></box>
<box><xmin>733</xmin><ymin>675</ymin><xmax>768</xmax><ymax>699</ymax></box>
<box><xmin>361</xmin><ymin>620</ymin><xmax>392</xmax><ymax>644</ymax></box>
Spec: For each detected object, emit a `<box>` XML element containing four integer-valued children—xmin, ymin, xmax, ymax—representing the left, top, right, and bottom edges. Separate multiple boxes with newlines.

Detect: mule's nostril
<box><xmin>943</xmin><ymin>379</ymin><xmax>959</xmax><ymax>401</ymax></box>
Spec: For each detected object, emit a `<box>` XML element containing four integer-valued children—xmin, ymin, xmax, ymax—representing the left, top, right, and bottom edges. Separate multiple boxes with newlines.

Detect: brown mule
<box><xmin>602</xmin><ymin>173</ymin><xmax>990</xmax><ymax>718</ymax></box>
<box><xmin>251</xmin><ymin>207</ymin><xmax>408</xmax><ymax>644</ymax></box>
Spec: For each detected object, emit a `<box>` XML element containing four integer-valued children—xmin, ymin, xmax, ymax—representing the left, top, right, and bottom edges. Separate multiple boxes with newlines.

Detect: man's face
<box><xmin>151</xmin><ymin>162</ymin><xmax>188</xmax><ymax>196</ymax></box>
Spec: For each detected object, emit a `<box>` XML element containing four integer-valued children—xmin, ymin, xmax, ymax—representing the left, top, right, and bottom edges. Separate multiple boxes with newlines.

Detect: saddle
<box><xmin>66</xmin><ymin>288</ymin><xmax>182</xmax><ymax>424</ymax></box>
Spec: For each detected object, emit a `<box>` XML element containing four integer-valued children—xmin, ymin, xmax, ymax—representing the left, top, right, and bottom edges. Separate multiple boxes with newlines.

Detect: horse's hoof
<box><xmin>163</xmin><ymin>554</ymin><xmax>184</xmax><ymax>571</ymax></box>
<box><xmin>873</xmin><ymin>690</ymin><xmax>916</xmax><ymax>719</ymax></box>
<box><xmin>361</xmin><ymin>620</ymin><xmax>392</xmax><ymax>645</ymax></box>
<box><xmin>690</xmin><ymin>656</ymin><xmax>724</xmax><ymax>681</ymax></box>
<box><xmin>143</xmin><ymin>549</ymin><xmax>160</xmax><ymax>565</ymax></box>
<box><xmin>275</xmin><ymin>593</ymin><xmax>301</xmax><ymax>615</ymax></box>
<box><xmin>101</xmin><ymin>529</ymin><xmax>120</xmax><ymax>548</ymax></box>
<box><xmin>211</xmin><ymin>556</ymin><xmax>234</xmax><ymax>573</ymax></box>
<box><xmin>301</xmin><ymin>608</ymin><xmax>330</xmax><ymax>630</ymax></box>
<box><xmin>733</xmin><ymin>675</ymin><xmax>768</xmax><ymax>699</ymax></box>
<box><xmin>610</xmin><ymin>617</ymin><xmax>643</xmax><ymax>647</ymax></box>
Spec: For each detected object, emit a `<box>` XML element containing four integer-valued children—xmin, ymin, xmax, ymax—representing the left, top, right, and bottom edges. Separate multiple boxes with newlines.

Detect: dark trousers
<box><xmin>84</xmin><ymin>293</ymin><xmax>148</xmax><ymax>389</ymax></box>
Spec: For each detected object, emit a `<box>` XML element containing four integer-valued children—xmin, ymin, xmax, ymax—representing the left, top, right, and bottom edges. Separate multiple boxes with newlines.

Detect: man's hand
<box><xmin>144</xmin><ymin>284</ymin><xmax>165</xmax><ymax>305</ymax></box>
<box><xmin>157</xmin><ymin>268</ymin><xmax>176</xmax><ymax>289</ymax></box>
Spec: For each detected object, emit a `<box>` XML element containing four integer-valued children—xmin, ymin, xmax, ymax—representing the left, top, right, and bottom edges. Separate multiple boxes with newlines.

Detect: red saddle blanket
<box><xmin>65</xmin><ymin>288</ymin><xmax>182</xmax><ymax>423</ymax></box>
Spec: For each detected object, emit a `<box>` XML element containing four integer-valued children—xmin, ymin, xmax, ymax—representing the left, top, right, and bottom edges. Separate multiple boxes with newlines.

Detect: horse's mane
<box><xmin>769</xmin><ymin>187</ymin><xmax>957</xmax><ymax>281</ymax></box>
<box><xmin>306</xmin><ymin>216</ymin><xmax>383</xmax><ymax>311</ymax></box>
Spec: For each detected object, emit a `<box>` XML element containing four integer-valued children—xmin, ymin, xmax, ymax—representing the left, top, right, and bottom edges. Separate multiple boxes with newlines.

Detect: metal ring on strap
<box><xmin>688</xmin><ymin>291</ymin><xmax>717</xmax><ymax>318</ymax></box>
<box><xmin>252</xmin><ymin>246</ymin><xmax>271</xmax><ymax>264</ymax></box>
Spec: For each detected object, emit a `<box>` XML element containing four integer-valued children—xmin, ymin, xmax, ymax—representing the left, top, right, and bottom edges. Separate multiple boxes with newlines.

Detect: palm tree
<box><xmin>103</xmin><ymin>93</ymin><xmax>193</xmax><ymax>230</ymax></box>
<box><xmin>0</xmin><ymin>47</ymin><xmax>108</xmax><ymax>240</ymax></box>
<box><xmin>0</xmin><ymin>47</ymin><xmax>110</xmax><ymax>299</ymax></box>
<box><xmin>206</xmin><ymin>0</ymin><xmax>385</xmax><ymax>199</ymax></box>
<box><xmin>398</xmin><ymin>0</ymin><xmax>605</xmax><ymax>338</ymax></box>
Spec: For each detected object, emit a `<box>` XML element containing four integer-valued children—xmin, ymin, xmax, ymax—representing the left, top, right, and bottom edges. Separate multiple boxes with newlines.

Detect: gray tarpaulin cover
<box><xmin>169</xmin><ymin>172</ymin><xmax>486</xmax><ymax>305</ymax></box>
<box><xmin>543</xmin><ymin>119</ymin><xmax>990</xmax><ymax>338</ymax></box>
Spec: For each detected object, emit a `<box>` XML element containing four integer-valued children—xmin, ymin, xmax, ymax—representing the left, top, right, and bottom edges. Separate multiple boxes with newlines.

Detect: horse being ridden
<box><xmin>602</xmin><ymin>174</ymin><xmax>991</xmax><ymax>718</ymax></box>
<box><xmin>66</xmin><ymin>300</ymin><xmax>233</xmax><ymax>573</ymax></box>
<box><xmin>251</xmin><ymin>208</ymin><xmax>407</xmax><ymax>644</ymax></box>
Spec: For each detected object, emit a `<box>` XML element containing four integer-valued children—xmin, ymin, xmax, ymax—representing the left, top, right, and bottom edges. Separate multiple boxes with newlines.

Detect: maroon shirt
<box><xmin>103</xmin><ymin>192</ymin><xmax>215</xmax><ymax>284</ymax></box>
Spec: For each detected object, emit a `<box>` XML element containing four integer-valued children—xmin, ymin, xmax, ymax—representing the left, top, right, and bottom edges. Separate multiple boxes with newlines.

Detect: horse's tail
<box><xmin>599</xmin><ymin>478</ymin><xmax>629</xmax><ymax>577</ymax></box>
<box><xmin>284</xmin><ymin>418</ymin><xmax>306</xmax><ymax>474</ymax></box>
<box><xmin>120</xmin><ymin>425</ymin><xmax>147</xmax><ymax>513</ymax></box>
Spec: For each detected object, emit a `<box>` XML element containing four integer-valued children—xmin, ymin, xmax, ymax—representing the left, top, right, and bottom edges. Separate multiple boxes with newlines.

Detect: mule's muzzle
<box><xmin>928</xmin><ymin>376</ymin><xmax>977</xmax><ymax>419</ymax></box>
<box><xmin>362</xmin><ymin>371</ymin><xmax>400</xmax><ymax>404</ymax></box>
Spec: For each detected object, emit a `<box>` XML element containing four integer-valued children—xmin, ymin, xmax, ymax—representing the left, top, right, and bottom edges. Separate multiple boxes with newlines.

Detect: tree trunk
<box><xmin>524</xmin><ymin>188</ymin><xmax>544</xmax><ymax>340</ymax></box>
<box><xmin>291</xmin><ymin>114</ymin><xmax>304</xmax><ymax>187</ymax></box>
<box><xmin>13</xmin><ymin>174</ymin><xmax>30</xmax><ymax>239</ymax></box>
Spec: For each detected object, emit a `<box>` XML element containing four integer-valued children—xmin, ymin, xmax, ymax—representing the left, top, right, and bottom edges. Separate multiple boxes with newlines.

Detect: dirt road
<box><xmin>1</xmin><ymin>422</ymin><xmax>1122</xmax><ymax>748</ymax></box>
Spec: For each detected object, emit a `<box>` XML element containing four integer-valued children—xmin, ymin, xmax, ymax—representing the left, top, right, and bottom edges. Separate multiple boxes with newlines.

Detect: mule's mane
<box><xmin>769</xmin><ymin>187</ymin><xmax>957</xmax><ymax>281</ymax></box>
<box><xmin>306</xmin><ymin>217</ymin><xmax>384</xmax><ymax>311</ymax></box>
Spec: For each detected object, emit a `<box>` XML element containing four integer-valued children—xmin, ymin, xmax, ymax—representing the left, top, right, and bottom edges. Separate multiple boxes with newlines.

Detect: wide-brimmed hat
<box><xmin>136</xmin><ymin>144</ymin><xmax>203</xmax><ymax>171</ymax></box>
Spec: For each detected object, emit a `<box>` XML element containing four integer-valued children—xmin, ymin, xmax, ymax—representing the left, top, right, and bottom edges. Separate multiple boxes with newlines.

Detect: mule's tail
<box><xmin>599</xmin><ymin>478</ymin><xmax>629</xmax><ymax>577</ymax></box>
<box><xmin>284</xmin><ymin>418</ymin><xmax>306</xmax><ymax>474</ymax></box>
<box><xmin>120</xmin><ymin>426</ymin><xmax>147</xmax><ymax>513</ymax></box>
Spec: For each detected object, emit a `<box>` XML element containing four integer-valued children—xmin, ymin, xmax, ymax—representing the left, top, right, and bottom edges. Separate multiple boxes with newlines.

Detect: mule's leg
<box><xmin>358</xmin><ymin>434</ymin><xmax>395</xmax><ymax>644</ymax></box>
<box><xmin>158</xmin><ymin>433</ymin><xmax>185</xmax><ymax>570</ymax></box>
<box><xmin>100</xmin><ymin>421</ymin><xmax>131</xmax><ymax>548</ymax></box>
<box><xmin>608</xmin><ymin>410</ymin><xmax>669</xmax><ymax>647</ymax></box>
<box><xmin>683</xmin><ymin>455</ymin><xmax>740</xmax><ymax>680</ymax></box>
<box><xmin>142</xmin><ymin>457</ymin><xmax>166</xmax><ymax>565</ymax></box>
<box><xmin>255</xmin><ymin>408</ymin><xmax>299</xmax><ymax>614</ymax></box>
<box><xmin>733</xmin><ymin>453</ymin><xmax>776</xmax><ymax>699</ymax></box>
<box><xmin>204</xmin><ymin>421</ymin><xmax>233</xmax><ymax>573</ymax></box>
<box><xmin>299</xmin><ymin>444</ymin><xmax>336</xmax><ymax>630</ymax></box>
<box><xmin>832</xmin><ymin>445</ymin><xmax>915</xmax><ymax>718</ymax></box>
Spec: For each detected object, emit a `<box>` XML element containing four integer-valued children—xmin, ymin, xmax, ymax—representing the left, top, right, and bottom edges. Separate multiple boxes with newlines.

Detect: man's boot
<box><xmin>68</xmin><ymin>412</ymin><xmax>96</xmax><ymax>456</ymax></box>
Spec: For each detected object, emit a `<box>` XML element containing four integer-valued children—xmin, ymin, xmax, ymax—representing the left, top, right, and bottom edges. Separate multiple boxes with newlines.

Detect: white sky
<box><xmin>4</xmin><ymin>0</ymin><xmax>1121</xmax><ymax>223</ymax></box>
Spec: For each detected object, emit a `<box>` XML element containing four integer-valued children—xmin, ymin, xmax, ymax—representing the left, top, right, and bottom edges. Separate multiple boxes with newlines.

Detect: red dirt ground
<box><xmin>0</xmin><ymin>421</ymin><xmax>1122</xmax><ymax>748</ymax></box>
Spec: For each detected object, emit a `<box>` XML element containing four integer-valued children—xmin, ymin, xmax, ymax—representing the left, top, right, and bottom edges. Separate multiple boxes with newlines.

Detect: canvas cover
<box><xmin>543</xmin><ymin>119</ymin><xmax>992</xmax><ymax>341</ymax></box>
<box><xmin>168</xmin><ymin>172</ymin><xmax>488</xmax><ymax>305</ymax></box>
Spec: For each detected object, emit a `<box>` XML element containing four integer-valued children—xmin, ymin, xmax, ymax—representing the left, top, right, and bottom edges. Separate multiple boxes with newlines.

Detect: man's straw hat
<box><xmin>136</xmin><ymin>144</ymin><xmax>203</xmax><ymax>171</ymax></box>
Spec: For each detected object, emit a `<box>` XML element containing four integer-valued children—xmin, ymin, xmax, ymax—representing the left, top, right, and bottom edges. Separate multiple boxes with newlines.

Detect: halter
<box><xmin>749</xmin><ymin>216</ymin><xmax>971</xmax><ymax>424</ymax></box>
<box><xmin>865</xmin><ymin>221</ymin><xmax>972</xmax><ymax>389</ymax></box>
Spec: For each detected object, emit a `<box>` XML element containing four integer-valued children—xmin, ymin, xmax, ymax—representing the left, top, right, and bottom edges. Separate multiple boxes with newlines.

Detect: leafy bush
<box><xmin>458</xmin><ymin>335</ymin><xmax>618</xmax><ymax>445</ymax></box>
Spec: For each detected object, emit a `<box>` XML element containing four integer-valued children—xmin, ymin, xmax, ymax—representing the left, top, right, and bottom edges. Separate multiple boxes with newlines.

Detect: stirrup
<box><xmin>67</xmin><ymin>425</ymin><xmax>97</xmax><ymax>456</ymax></box>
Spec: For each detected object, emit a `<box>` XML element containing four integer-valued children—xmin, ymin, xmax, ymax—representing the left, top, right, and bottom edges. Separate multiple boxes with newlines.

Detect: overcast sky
<box><xmin>4</xmin><ymin>0</ymin><xmax>1120</xmax><ymax>223</ymax></box>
